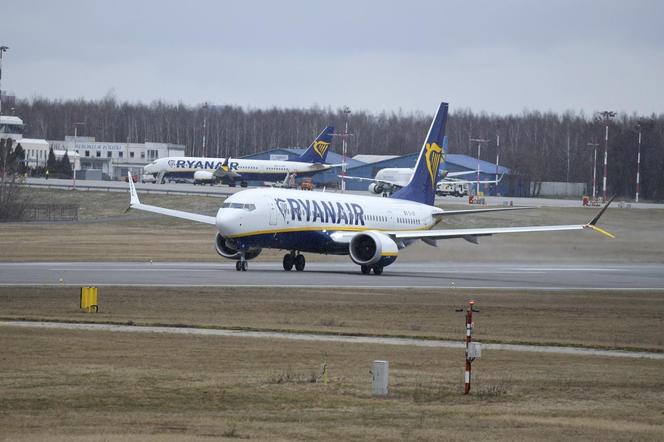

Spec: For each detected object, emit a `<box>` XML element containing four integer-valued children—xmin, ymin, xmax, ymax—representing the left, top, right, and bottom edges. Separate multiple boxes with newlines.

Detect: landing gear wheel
<box><xmin>240</xmin><ymin>181</ymin><xmax>248</xmax><ymax>188</ymax></box>
<box><xmin>294</xmin><ymin>254</ymin><xmax>306</xmax><ymax>271</ymax></box>
<box><xmin>241</xmin><ymin>260</ymin><xmax>248</xmax><ymax>271</ymax></box>
<box><xmin>361</xmin><ymin>265</ymin><xmax>371</xmax><ymax>275</ymax></box>
<box><xmin>235</xmin><ymin>261</ymin><xmax>242</xmax><ymax>271</ymax></box>
<box><xmin>372</xmin><ymin>266</ymin><xmax>383</xmax><ymax>275</ymax></box>
<box><xmin>283</xmin><ymin>254</ymin><xmax>294</xmax><ymax>271</ymax></box>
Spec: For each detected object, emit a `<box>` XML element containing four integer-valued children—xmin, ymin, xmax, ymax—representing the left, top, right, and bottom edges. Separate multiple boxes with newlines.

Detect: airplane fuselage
<box><xmin>216</xmin><ymin>187</ymin><xmax>441</xmax><ymax>255</ymax></box>
<box><xmin>144</xmin><ymin>156</ymin><xmax>331</xmax><ymax>182</ymax></box>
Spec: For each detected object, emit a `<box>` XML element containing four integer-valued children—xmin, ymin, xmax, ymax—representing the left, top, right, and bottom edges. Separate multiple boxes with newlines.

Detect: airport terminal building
<box><xmin>2</xmin><ymin>115</ymin><xmax>184</xmax><ymax>179</ymax></box>
<box><xmin>46</xmin><ymin>137</ymin><xmax>185</xmax><ymax>179</ymax></box>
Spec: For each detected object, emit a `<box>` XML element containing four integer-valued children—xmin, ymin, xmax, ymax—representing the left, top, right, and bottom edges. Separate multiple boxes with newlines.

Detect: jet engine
<box><xmin>215</xmin><ymin>233</ymin><xmax>261</xmax><ymax>260</ymax></box>
<box><xmin>349</xmin><ymin>231</ymin><xmax>398</xmax><ymax>267</ymax></box>
<box><xmin>368</xmin><ymin>182</ymin><xmax>384</xmax><ymax>194</ymax></box>
<box><xmin>193</xmin><ymin>170</ymin><xmax>215</xmax><ymax>184</ymax></box>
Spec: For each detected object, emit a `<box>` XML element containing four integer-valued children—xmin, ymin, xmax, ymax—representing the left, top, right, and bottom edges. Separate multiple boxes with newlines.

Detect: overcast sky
<box><xmin>3</xmin><ymin>0</ymin><xmax>664</xmax><ymax>115</ymax></box>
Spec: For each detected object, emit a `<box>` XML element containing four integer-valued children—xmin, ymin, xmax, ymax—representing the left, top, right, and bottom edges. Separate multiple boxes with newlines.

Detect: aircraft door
<box><xmin>269</xmin><ymin>200</ymin><xmax>277</xmax><ymax>225</ymax></box>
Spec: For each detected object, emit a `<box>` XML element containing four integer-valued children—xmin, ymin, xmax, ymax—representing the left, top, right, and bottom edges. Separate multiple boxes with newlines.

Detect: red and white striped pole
<box><xmin>464</xmin><ymin>300</ymin><xmax>475</xmax><ymax>395</ymax></box>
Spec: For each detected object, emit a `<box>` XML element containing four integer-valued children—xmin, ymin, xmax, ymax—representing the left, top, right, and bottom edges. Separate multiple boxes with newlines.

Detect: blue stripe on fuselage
<box><xmin>230</xmin><ymin>230</ymin><xmax>348</xmax><ymax>255</ymax></box>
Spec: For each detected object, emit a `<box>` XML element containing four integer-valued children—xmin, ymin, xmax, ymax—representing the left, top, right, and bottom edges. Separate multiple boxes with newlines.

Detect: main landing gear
<box><xmin>283</xmin><ymin>251</ymin><xmax>305</xmax><ymax>271</ymax></box>
<box><xmin>360</xmin><ymin>265</ymin><xmax>383</xmax><ymax>275</ymax></box>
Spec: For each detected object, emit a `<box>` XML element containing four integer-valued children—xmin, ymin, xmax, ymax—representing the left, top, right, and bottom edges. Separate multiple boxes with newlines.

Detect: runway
<box><xmin>1</xmin><ymin>261</ymin><xmax>663</xmax><ymax>289</ymax></box>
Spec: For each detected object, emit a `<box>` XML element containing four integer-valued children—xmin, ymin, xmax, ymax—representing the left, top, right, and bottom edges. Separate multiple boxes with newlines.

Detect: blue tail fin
<box><xmin>391</xmin><ymin>102</ymin><xmax>448</xmax><ymax>206</ymax></box>
<box><xmin>296</xmin><ymin>126</ymin><xmax>334</xmax><ymax>163</ymax></box>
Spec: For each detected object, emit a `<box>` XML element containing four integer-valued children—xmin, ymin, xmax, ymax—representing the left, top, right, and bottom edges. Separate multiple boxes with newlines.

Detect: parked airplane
<box><xmin>126</xmin><ymin>102</ymin><xmax>614</xmax><ymax>274</ymax></box>
<box><xmin>143</xmin><ymin>126</ymin><xmax>335</xmax><ymax>186</ymax></box>
<box><xmin>341</xmin><ymin>141</ymin><xmax>502</xmax><ymax>196</ymax></box>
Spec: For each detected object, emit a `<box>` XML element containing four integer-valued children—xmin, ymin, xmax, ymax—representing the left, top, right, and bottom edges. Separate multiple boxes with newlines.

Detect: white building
<box><xmin>19</xmin><ymin>138</ymin><xmax>81</xmax><ymax>171</ymax></box>
<box><xmin>0</xmin><ymin>115</ymin><xmax>24</xmax><ymax>141</ymax></box>
<box><xmin>48</xmin><ymin>137</ymin><xmax>185</xmax><ymax>179</ymax></box>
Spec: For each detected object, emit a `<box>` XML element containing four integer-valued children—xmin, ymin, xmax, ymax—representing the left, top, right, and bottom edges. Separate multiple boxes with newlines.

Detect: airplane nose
<box><xmin>215</xmin><ymin>208</ymin><xmax>242</xmax><ymax>236</ymax></box>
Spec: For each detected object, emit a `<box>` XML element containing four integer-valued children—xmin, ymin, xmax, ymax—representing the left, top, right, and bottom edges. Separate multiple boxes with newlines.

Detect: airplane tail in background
<box><xmin>391</xmin><ymin>102</ymin><xmax>449</xmax><ymax>206</ymax></box>
<box><xmin>296</xmin><ymin>126</ymin><xmax>334</xmax><ymax>163</ymax></box>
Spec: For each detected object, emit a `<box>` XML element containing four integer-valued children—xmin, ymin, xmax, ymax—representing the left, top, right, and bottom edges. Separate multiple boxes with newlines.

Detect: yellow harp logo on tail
<box><xmin>313</xmin><ymin>141</ymin><xmax>330</xmax><ymax>159</ymax></box>
<box><xmin>424</xmin><ymin>142</ymin><xmax>444</xmax><ymax>187</ymax></box>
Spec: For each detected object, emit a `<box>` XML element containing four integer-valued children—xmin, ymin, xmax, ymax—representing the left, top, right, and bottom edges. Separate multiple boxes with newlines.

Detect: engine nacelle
<box><xmin>368</xmin><ymin>182</ymin><xmax>383</xmax><ymax>194</ymax></box>
<box><xmin>194</xmin><ymin>170</ymin><xmax>215</xmax><ymax>183</ymax></box>
<box><xmin>349</xmin><ymin>231</ymin><xmax>398</xmax><ymax>267</ymax></box>
<box><xmin>215</xmin><ymin>233</ymin><xmax>261</xmax><ymax>260</ymax></box>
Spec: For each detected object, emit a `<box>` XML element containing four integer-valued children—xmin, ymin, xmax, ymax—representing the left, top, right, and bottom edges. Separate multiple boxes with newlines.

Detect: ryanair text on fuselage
<box><xmin>275</xmin><ymin>197</ymin><xmax>365</xmax><ymax>225</ymax></box>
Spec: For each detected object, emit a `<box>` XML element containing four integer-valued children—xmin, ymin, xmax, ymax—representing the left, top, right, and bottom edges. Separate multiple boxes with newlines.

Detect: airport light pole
<box><xmin>73</xmin><ymin>122</ymin><xmax>85</xmax><ymax>189</ymax></box>
<box><xmin>341</xmin><ymin>106</ymin><xmax>351</xmax><ymax>192</ymax></box>
<box><xmin>595</xmin><ymin>111</ymin><xmax>616</xmax><ymax>202</ymax></box>
<box><xmin>202</xmin><ymin>102</ymin><xmax>208</xmax><ymax>157</ymax></box>
<box><xmin>587</xmin><ymin>141</ymin><xmax>599</xmax><ymax>200</ymax></box>
<box><xmin>635</xmin><ymin>123</ymin><xmax>642</xmax><ymax>203</ymax></box>
<box><xmin>470</xmin><ymin>138</ymin><xmax>489</xmax><ymax>196</ymax></box>
<box><xmin>495</xmin><ymin>135</ymin><xmax>500</xmax><ymax>196</ymax></box>
<box><xmin>0</xmin><ymin>45</ymin><xmax>9</xmax><ymax>116</ymax></box>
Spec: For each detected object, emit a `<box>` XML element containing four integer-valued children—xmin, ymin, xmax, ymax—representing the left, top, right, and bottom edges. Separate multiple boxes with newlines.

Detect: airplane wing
<box><xmin>339</xmin><ymin>175</ymin><xmax>402</xmax><ymax>187</ymax></box>
<box><xmin>446</xmin><ymin>170</ymin><xmax>476</xmax><ymax>177</ymax></box>
<box><xmin>441</xmin><ymin>174</ymin><xmax>504</xmax><ymax>185</ymax></box>
<box><xmin>339</xmin><ymin>175</ymin><xmax>383</xmax><ymax>183</ymax></box>
<box><xmin>127</xmin><ymin>172</ymin><xmax>217</xmax><ymax>225</ymax></box>
<box><xmin>391</xmin><ymin>197</ymin><xmax>615</xmax><ymax>242</ymax></box>
<box><xmin>433</xmin><ymin>206</ymin><xmax>532</xmax><ymax>217</ymax></box>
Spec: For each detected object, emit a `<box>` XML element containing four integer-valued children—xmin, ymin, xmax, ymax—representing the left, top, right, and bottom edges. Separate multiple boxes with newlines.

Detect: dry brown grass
<box><xmin>1</xmin><ymin>325</ymin><xmax>663</xmax><ymax>441</ymax></box>
<box><xmin>1</xmin><ymin>286</ymin><xmax>662</xmax><ymax>351</ymax></box>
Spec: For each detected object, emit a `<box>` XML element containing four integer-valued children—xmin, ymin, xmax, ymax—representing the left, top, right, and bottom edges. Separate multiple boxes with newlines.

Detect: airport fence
<box><xmin>22</xmin><ymin>204</ymin><xmax>79</xmax><ymax>222</ymax></box>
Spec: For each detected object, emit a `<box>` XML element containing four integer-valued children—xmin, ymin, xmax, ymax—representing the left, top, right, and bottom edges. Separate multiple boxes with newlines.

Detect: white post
<box><xmin>371</xmin><ymin>360</ymin><xmax>389</xmax><ymax>396</ymax></box>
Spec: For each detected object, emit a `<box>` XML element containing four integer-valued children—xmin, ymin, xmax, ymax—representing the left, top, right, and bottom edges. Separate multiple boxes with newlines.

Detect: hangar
<box><xmin>244</xmin><ymin>147</ymin><xmax>522</xmax><ymax>196</ymax></box>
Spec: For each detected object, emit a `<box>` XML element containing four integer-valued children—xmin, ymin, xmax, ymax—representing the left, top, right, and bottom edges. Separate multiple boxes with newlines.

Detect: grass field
<box><xmin>1</xmin><ymin>326</ymin><xmax>663</xmax><ymax>441</ymax></box>
<box><xmin>1</xmin><ymin>188</ymin><xmax>663</xmax><ymax>263</ymax></box>
<box><xmin>1</xmin><ymin>287</ymin><xmax>663</xmax><ymax>352</ymax></box>
<box><xmin>1</xmin><ymin>287</ymin><xmax>663</xmax><ymax>440</ymax></box>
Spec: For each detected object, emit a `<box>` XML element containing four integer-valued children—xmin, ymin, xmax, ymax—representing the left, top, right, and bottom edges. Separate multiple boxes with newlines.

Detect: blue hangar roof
<box><xmin>241</xmin><ymin>147</ymin><xmax>365</xmax><ymax>169</ymax></box>
<box><xmin>343</xmin><ymin>152</ymin><xmax>511</xmax><ymax>175</ymax></box>
<box><xmin>446</xmin><ymin>154</ymin><xmax>511</xmax><ymax>175</ymax></box>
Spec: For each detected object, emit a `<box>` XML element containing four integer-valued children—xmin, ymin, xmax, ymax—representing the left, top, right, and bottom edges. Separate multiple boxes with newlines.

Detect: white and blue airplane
<box><xmin>143</xmin><ymin>126</ymin><xmax>335</xmax><ymax>186</ymax></box>
<box><xmin>127</xmin><ymin>102</ymin><xmax>614</xmax><ymax>274</ymax></box>
<box><xmin>340</xmin><ymin>137</ymin><xmax>501</xmax><ymax>196</ymax></box>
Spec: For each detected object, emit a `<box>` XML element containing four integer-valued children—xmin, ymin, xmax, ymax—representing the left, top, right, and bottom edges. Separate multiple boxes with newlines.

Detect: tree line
<box><xmin>13</xmin><ymin>96</ymin><xmax>664</xmax><ymax>200</ymax></box>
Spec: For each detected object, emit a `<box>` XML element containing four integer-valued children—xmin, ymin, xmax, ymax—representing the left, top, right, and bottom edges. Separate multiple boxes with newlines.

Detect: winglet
<box><xmin>584</xmin><ymin>195</ymin><xmax>615</xmax><ymax>238</ymax></box>
<box><xmin>128</xmin><ymin>172</ymin><xmax>140</xmax><ymax>206</ymax></box>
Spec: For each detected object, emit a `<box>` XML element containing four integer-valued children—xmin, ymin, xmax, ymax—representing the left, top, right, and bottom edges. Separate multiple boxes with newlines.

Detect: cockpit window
<box><xmin>221</xmin><ymin>202</ymin><xmax>256</xmax><ymax>211</ymax></box>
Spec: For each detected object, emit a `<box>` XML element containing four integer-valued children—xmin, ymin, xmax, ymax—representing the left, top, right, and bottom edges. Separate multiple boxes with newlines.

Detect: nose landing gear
<box><xmin>235</xmin><ymin>260</ymin><xmax>248</xmax><ymax>271</ymax></box>
<box><xmin>235</xmin><ymin>252</ymin><xmax>248</xmax><ymax>271</ymax></box>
